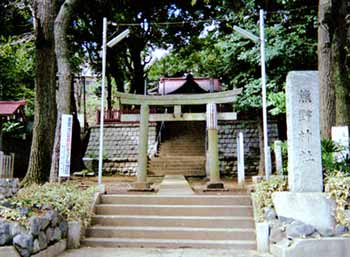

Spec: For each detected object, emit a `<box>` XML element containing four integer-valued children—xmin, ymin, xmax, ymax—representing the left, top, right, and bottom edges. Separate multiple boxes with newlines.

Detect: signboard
<box><xmin>59</xmin><ymin>114</ymin><xmax>73</xmax><ymax>177</ymax></box>
<box><xmin>332</xmin><ymin>126</ymin><xmax>350</xmax><ymax>162</ymax></box>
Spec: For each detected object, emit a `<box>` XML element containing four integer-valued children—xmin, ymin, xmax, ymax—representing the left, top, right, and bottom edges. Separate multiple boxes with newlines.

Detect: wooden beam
<box><xmin>115</xmin><ymin>88</ymin><xmax>242</xmax><ymax>106</ymax></box>
<box><xmin>120</xmin><ymin>112</ymin><xmax>237</xmax><ymax>122</ymax></box>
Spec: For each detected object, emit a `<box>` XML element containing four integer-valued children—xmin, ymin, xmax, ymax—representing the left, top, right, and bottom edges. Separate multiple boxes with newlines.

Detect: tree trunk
<box><xmin>22</xmin><ymin>0</ymin><xmax>57</xmax><ymax>186</ymax></box>
<box><xmin>50</xmin><ymin>0</ymin><xmax>81</xmax><ymax>182</ymax></box>
<box><xmin>333</xmin><ymin>0</ymin><xmax>350</xmax><ymax>126</ymax></box>
<box><xmin>319</xmin><ymin>0</ymin><xmax>350</xmax><ymax>138</ymax></box>
<box><xmin>129</xmin><ymin>47</ymin><xmax>145</xmax><ymax>94</ymax></box>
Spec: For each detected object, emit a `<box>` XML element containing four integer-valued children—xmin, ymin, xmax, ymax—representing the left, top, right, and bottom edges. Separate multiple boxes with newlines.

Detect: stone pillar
<box><xmin>206</xmin><ymin>103</ymin><xmax>224</xmax><ymax>189</ymax></box>
<box><xmin>135</xmin><ymin>104</ymin><xmax>150</xmax><ymax>188</ymax></box>
<box><xmin>286</xmin><ymin>71</ymin><xmax>322</xmax><ymax>192</ymax></box>
<box><xmin>274</xmin><ymin>140</ymin><xmax>283</xmax><ymax>175</ymax></box>
<box><xmin>237</xmin><ymin>132</ymin><xmax>245</xmax><ymax>185</ymax></box>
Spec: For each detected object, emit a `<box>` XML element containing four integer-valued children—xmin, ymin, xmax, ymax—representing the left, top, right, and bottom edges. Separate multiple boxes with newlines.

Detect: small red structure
<box><xmin>158</xmin><ymin>75</ymin><xmax>221</xmax><ymax>95</ymax></box>
<box><xmin>0</xmin><ymin>101</ymin><xmax>26</xmax><ymax>119</ymax></box>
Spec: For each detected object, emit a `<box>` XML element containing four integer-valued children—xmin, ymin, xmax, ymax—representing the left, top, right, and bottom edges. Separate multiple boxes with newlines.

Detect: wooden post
<box><xmin>206</xmin><ymin>103</ymin><xmax>224</xmax><ymax>189</ymax></box>
<box><xmin>134</xmin><ymin>104</ymin><xmax>151</xmax><ymax>189</ymax></box>
<box><xmin>10</xmin><ymin>153</ymin><xmax>15</xmax><ymax>178</ymax></box>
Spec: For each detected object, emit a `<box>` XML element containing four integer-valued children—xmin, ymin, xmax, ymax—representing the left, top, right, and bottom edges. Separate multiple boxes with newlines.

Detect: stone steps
<box><xmin>95</xmin><ymin>204</ymin><xmax>253</xmax><ymax>217</ymax></box>
<box><xmin>91</xmin><ymin>215</ymin><xmax>255</xmax><ymax>228</ymax></box>
<box><xmin>81</xmin><ymin>238</ymin><xmax>256</xmax><ymax>249</ymax></box>
<box><xmin>86</xmin><ymin>226</ymin><xmax>256</xmax><ymax>240</ymax></box>
<box><xmin>83</xmin><ymin>194</ymin><xmax>256</xmax><ymax>249</ymax></box>
<box><xmin>100</xmin><ymin>195</ymin><xmax>252</xmax><ymax>205</ymax></box>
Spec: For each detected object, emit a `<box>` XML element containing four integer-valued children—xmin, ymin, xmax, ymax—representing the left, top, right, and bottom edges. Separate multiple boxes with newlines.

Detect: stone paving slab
<box><xmin>158</xmin><ymin>175</ymin><xmax>194</xmax><ymax>195</ymax></box>
<box><xmin>58</xmin><ymin>247</ymin><xmax>273</xmax><ymax>257</ymax></box>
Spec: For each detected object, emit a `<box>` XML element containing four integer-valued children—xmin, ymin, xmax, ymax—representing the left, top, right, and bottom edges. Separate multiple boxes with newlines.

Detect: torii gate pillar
<box><xmin>206</xmin><ymin>103</ymin><xmax>224</xmax><ymax>189</ymax></box>
<box><xmin>133</xmin><ymin>104</ymin><xmax>151</xmax><ymax>190</ymax></box>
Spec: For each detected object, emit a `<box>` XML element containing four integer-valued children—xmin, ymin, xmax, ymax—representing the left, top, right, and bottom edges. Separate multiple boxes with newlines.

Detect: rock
<box><xmin>10</xmin><ymin>222</ymin><xmax>26</xmax><ymax>237</ymax></box>
<box><xmin>38</xmin><ymin>231</ymin><xmax>48</xmax><ymax>250</ymax></box>
<box><xmin>0</xmin><ymin>221</ymin><xmax>11</xmax><ymax>245</ymax></box>
<box><xmin>44</xmin><ymin>210</ymin><xmax>58</xmax><ymax>227</ymax></box>
<box><xmin>32</xmin><ymin>239</ymin><xmax>40</xmax><ymax>254</ymax></box>
<box><xmin>1</xmin><ymin>201</ymin><xmax>13</xmax><ymax>208</ymax></box>
<box><xmin>53</xmin><ymin>227</ymin><xmax>62</xmax><ymax>242</ymax></box>
<box><xmin>279</xmin><ymin>216</ymin><xmax>295</xmax><ymax>224</ymax></box>
<box><xmin>272</xmin><ymin>192</ymin><xmax>336</xmax><ymax>233</ymax></box>
<box><xmin>46</xmin><ymin>227</ymin><xmax>55</xmax><ymax>243</ymax></box>
<box><xmin>38</xmin><ymin>216</ymin><xmax>50</xmax><ymax>231</ymax></box>
<box><xmin>264</xmin><ymin>207</ymin><xmax>277</xmax><ymax>221</ymax></box>
<box><xmin>319</xmin><ymin>228</ymin><xmax>335</xmax><ymax>237</ymax></box>
<box><xmin>18</xmin><ymin>207</ymin><xmax>29</xmax><ymax>217</ymax></box>
<box><xmin>13</xmin><ymin>233</ymin><xmax>33</xmax><ymax>257</ymax></box>
<box><xmin>59</xmin><ymin>220</ymin><xmax>68</xmax><ymax>238</ymax></box>
<box><xmin>270</xmin><ymin>225</ymin><xmax>286</xmax><ymax>243</ymax></box>
<box><xmin>29</xmin><ymin>216</ymin><xmax>41</xmax><ymax>236</ymax></box>
<box><xmin>286</xmin><ymin>221</ymin><xmax>315</xmax><ymax>238</ymax></box>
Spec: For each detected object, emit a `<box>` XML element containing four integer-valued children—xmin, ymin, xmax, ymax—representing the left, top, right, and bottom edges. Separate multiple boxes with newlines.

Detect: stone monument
<box><xmin>286</xmin><ymin>71</ymin><xmax>323</xmax><ymax>192</ymax></box>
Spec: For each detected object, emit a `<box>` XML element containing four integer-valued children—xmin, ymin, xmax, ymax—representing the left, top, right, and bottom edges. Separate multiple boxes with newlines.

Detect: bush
<box><xmin>325</xmin><ymin>172</ymin><xmax>350</xmax><ymax>226</ymax></box>
<box><xmin>0</xmin><ymin>182</ymin><xmax>96</xmax><ymax>227</ymax></box>
<box><xmin>253</xmin><ymin>176</ymin><xmax>287</xmax><ymax>222</ymax></box>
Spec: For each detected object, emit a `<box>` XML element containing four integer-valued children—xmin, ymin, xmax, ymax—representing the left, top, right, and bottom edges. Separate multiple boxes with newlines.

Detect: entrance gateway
<box><xmin>109</xmin><ymin>86</ymin><xmax>242</xmax><ymax>190</ymax></box>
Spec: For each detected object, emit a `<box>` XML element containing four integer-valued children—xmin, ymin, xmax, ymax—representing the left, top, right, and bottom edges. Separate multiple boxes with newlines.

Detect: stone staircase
<box><xmin>82</xmin><ymin>194</ymin><xmax>256</xmax><ymax>249</ymax></box>
<box><xmin>148</xmin><ymin>122</ymin><xmax>206</xmax><ymax>176</ymax></box>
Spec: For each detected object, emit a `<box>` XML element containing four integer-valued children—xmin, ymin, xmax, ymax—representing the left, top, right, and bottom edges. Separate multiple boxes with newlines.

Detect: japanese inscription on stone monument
<box><xmin>286</xmin><ymin>71</ymin><xmax>323</xmax><ymax>192</ymax></box>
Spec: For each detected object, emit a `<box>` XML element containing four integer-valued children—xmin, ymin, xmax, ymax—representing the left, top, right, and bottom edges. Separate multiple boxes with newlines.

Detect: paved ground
<box><xmin>59</xmin><ymin>247</ymin><xmax>273</xmax><ymax>257</ymax></box>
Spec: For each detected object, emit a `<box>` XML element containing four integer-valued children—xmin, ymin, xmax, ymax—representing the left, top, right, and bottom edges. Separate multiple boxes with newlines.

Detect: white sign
<box><xmin>206</xmin><ymin>103</ymin><xmax>217</xmax><ymax>129</ymax></box>
<box><xmin>332</xmin><ymin>126</ymin><xmax>350</xmax><ymax>162</ymax></box>
<box><xmin>59</xmin><ymin>114</ymin><xmax>73</xmax><ymax>177</ymax></box>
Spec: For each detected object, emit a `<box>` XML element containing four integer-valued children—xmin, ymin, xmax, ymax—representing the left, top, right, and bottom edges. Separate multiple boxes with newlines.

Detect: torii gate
<box><xmin>114</xmin><ymin>88</ymin><xmax>242</xmax><ymax>190</ymax></box>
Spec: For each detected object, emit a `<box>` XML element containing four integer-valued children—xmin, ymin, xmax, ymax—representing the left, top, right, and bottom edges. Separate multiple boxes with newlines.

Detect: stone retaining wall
<box><xmin>84</xmin><ymin>123</ymin><xmax>157</xmax><ymax>176</ymax></box>
<box><xmin>0</xmin><ymin>178</ymin><xmax>19</xmax><ymax>200</ymax></box>
<box><xmin>0</xmin><ymin>209</ymin><xmax>68</xmax><ymax>257</ymax></box>
<box><xmin>218</xmin><ymin>120</ymin><xmax>279</xmax><ymax>176</ymax></box>
<box><xmin>84</xmin><ymin>120</ymin><xmax>279</xmax><ymax>177</ymax></box>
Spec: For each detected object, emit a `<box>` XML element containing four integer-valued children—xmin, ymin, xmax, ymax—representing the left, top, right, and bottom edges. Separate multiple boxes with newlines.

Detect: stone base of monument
<box><xmin>128</xmin><ymin>182</ymin><xmax>154</xmax><ymax>192</ymax></box>
<box><xmin>272</xmin><ymin>192</ymin><xmax>336</xmax><ymax>233</ymax></box>
<box><xmin>270</xmin><ymin>237</ymin><xmax>350</xmax><ymax>257</ymax></box>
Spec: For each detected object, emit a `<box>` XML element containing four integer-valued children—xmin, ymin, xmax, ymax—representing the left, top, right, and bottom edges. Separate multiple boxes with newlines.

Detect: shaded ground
<box><xmin>59</xmin><ymin>247</ymin><xmax>272</xmax><ymax>257</ymax></box>
<box><xmin>70</xmin><ymin>175</ymin><xmax>254</xmax><ymax>194</ymax></box>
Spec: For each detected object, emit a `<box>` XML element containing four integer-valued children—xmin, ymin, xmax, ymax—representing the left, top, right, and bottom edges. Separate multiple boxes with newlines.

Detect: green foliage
<box><xmin>0</xmin><ymin>36</ymin><xmax>35</xmax><ymax>116</ymax></box>
<box><xmin>149</xmin><ymin>1</ymin><xmax>317</xmax><ymax>114</ymax></box>
<box><xmin>253</xmin><ymin>176</ymin><xmax>287</xmax><ymax>222</ymax></box>
<box><xmin>322</xmin><ymin>139</ymin><xmax>350</xmax><ymax>175</ymax></box>
<box><xmin>2</xmin><ymin>121</ymin><xmax>24</xmax><ymax>134</ymax></box>
<box><xmin>0</xmin><ymin>182</ymin><xmax>97</xmax><ymax>227</ymax></box>
<box><xmin>325</xmin><ymin>172</ymin><xmax>350</xmax><ymax>226</ymax></box>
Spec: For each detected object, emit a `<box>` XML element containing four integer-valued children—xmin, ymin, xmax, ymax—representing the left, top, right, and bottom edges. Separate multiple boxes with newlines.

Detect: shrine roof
<box><xmin>0</xmin><ymin>100</ymin><xmax>26</xmax><ymax>116</ymax></box>
<box><xmin>158</xmin><ymin>76</ymin><xmax>221</xmax><ymax>95</ymax></box>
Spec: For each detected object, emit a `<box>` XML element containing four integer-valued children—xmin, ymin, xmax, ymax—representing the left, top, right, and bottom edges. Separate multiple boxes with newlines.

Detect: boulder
<box><xmin>28</xmin><ymin>216</ymin><xmax>40</xmax><ymax>236</ymax></box>
<box><xmin>272</xmin><ymin>192</ymin><xmax>336</xmax><ymax>233</ymax></box>
<box><xmin>0</xmin><ymin>221</ymin><xmax>11</xmax><ymax>245</ymax></box>
<box><xmin>13</xmin><ymin>233</ymin><xmax>33</xmax><ymax>257</ymax></box>
<box><xmin>286</xmin><ymin>221</ymin><xmax>315</xmax><ymax>238</ymax></box>
<box><xmin>38</xmin><ymin>231</ymin><xmax>48</xmax><ymax>250</ymax></box>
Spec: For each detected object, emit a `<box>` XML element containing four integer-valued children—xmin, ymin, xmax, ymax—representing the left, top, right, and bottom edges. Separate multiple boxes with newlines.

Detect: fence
<box><xmin>0</xmin><ymin>152</ymin><xmax>14</xmax><ymax>178</ymax></box>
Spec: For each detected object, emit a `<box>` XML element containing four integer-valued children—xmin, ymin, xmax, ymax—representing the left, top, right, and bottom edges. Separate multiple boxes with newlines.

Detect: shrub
<box><xmin>325</xmin><ymin>172</ymin><xmax>350</xmax><ymax>226</ymax></box>
<box><xmin>253</xmin><ymin>176</ymin><xmax>287</xmax><ymax>222</ymax></box>
<box><xmin>0</xmin><ymin>182</ymin><xmax>96</xmax><ymax>227</ymax></box>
